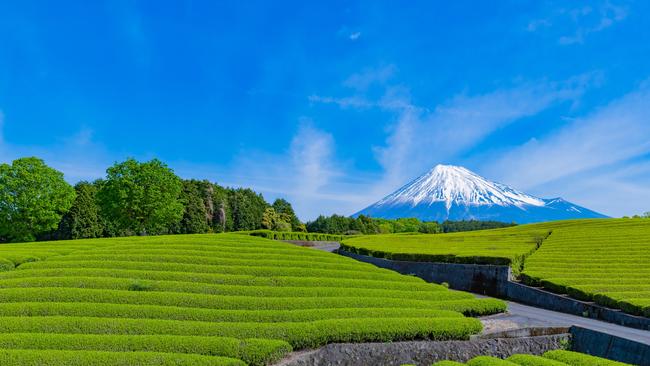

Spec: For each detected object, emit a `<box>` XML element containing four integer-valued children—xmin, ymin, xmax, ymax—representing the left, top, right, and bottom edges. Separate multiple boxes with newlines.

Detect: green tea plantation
<box><xmin>342</xmin><ymin>218</ymin><xmax>650</xmax><ymax>317</ymax></box>
<box><xmin>0</xmin><ymin>234</ymin><xmax>504</xmax><ymax>365</ymax></box>
<box><xmin>521</xmin><ymin>219</ymin><xmax>650</xmax><ymax>317</ymax></box>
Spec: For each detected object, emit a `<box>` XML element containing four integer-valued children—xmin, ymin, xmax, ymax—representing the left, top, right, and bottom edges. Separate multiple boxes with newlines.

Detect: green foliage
<box><xmin>246</xmin><ymin>229</ymin><xmax>345</xmax><ymax>242</ymax></box>
<box><xmin>307</xmin><ymin>215</ymin><xmax>513</xmax><ymax>235</ymax></box>
<box><xmin>440</xmin><ymin>220</ymin><xmax>516</xmax><ymax>233</ymax></box>
<box><xmin>2</xmin><ymin>156</ymin><xmax>304</xmax><ymax>242</ymax></box>
<box><xmin>0</xmin><ymin>349</ymin><xmax>245</xmax><ymax>366</ymax></box>
<box><xmin>543</xmin><ymin>350</ymin><xmax>632</xmax><ymax>365</ymax></box>
<box><xmin>341</xmin><ymin>225</ymin><xmax>551</xmax><ymax>269</ymax></box>
<box><xmin>228</xmin><ymin>188</ymin><xmax>267</xmax><ymax>231</ymax></box>
<box><xmin>97</xmin><ymin>158</ymin><xmax>183</xmax><ymax>236</ymax></box>
<box><xmin>56</xmin><ymin>182</ymin><xmax>103</xmax><ymax>240</ymax></box>
<box><xmin>260</xmin><ymin>207</ymin><xmax>292</xmax><ymax>231</ymax></box>
<box><xmin>0</xmin><ymin>334</ymin><xmax>289</xmax><ymax>366</ymax></box>
<box><xmin>521</xmin><ymin>218</ymin><xmax>650</xmax><ymax>317</ymax></box>
<box><xmin>0</xmin><ymin>157</ymin><xmax>76</xmax><ymax>242</ymax></box>
<box><xmin>466</xmin><ymin>356</ymin><xmax>519</xmax><ymax>365</ymax></box>
<box><xmin>506</xmin><ymin>354</ymin><xmax>568</xmax><ymax>366</ymax></box>
<box><xmin>0</xmin><ymin>233</ymin><xmax>504</xmax><ymax>364</ymax></box>
<box><xmin>433</xmin><ymin>352</ymin><xmax>632</xmax><ymax>365</ymax></box>
<box><xmin>272</xmin><ymin>198</ymin><xmax>301</xmax><ymax>231</ymax></box>
<box><xmin>174</xmin><ymin>180</ymin><xmax>211</xmax><ymax>234</ymax></box>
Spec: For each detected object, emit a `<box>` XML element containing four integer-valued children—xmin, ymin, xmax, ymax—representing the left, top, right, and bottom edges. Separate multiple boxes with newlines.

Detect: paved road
<box><xmin>309</xmin><ymin>242</ymin><xmax>650</xmax><ymax>345</ymax></box>
<box><xmin>487</xmin><ymin>300</ymin><xmax>650</xmax><ymax>345</ymax></box>
<box><xmin>311</xmin><ymin>242</ymin><xmax>341</xmax><ymax>253</ymax></box>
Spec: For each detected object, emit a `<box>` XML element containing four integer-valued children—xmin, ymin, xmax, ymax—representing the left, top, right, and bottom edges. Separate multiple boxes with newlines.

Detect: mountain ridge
<box><xmin>355</xmin><ymin>164</ymin><xmax>608</xmax><ymax>224</ymax></box>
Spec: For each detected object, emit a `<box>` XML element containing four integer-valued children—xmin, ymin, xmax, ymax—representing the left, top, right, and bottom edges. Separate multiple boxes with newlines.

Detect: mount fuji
<box><xmin>354</xmin><ymin>165</ymin><xmax>608</xmax><ymax>224</ymax></box>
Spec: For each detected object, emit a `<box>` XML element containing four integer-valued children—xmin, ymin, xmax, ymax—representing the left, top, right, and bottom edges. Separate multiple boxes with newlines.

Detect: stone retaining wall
<box><xmin>339</xmin><ymin>250</ymin><xmax>510</xmax><ymax>296</ymax></box>
<box><xmin>507</xmin><ymin>282</ymin><xmax>650</xmax><ymax>331</ymax></box>
<box><xmin>338</xmin><ymin>250</ymin><xmax>650</xmax><ymax>331</ymax></box>
<box><xmin>276</xmin><ymin>335</ymin><xmax>569</xmax><ymax>366</ymax></box>
<box><xmin>570</xmin><ymin>326</ymin><xmax>650</xmax><ymax>366</ymax></box>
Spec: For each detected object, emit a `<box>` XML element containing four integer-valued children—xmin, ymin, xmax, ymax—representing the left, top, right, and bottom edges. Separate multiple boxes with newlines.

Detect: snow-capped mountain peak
<box><xmin>377</xmin><ymin>164</ymin><xmax>545</xmax><ymax>210</ymax></box>
<box><xmin>355</xmin><ymin>164</ymin><xmax>608</xmax><ymax>224</ymax></box>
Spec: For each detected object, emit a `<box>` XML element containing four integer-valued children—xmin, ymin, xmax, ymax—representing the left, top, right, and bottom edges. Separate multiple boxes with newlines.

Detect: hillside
<box><xmin>342</xmin><ymin>218</ymin><xmax>650</xmax><ymax>317</ymax></box>
<box><xmin>0</xmin><ymin>234</ymin><xmax>503</xmax><ymax>365</ymax></box>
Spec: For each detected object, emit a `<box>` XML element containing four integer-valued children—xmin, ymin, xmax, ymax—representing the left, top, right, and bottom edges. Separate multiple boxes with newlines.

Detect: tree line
<box><xmin>0</xmin><ymin>157</ymin><xmax>302</xmax><ymax>243</ymax></box>
<box><xmin>0</xmin><ymin>156</ymin><xmax>519</xmax><ymax>243</ymax></box>
<box><xmin>305</xmin><ymin>214</ymin><xmax>515</xmax><ymax>235</ymax></box>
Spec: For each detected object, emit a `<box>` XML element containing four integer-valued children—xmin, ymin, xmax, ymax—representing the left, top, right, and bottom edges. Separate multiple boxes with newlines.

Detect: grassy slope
<box><xmin>521</xmin><ymin>219</ymin><xmax>650</xmax><ymax>317</ymax></box>
<box><xmin>0</xmin><ymin>234</ymin><xmax>503</xmax><ymax>365</ymax></box>
<box><xmin>342</xmin><ymin>218</ymin><xmax>650</xmax><ymax>317</ymax></box>
<box><xmin>341</xmin><ymin>225</ymin><xmax>552</xmax><ymax>271</ymax></box>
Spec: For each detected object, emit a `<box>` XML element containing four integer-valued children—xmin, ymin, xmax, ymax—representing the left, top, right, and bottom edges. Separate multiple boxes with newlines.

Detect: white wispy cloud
<box><xmin>307</xmin><ymin>95</ymin><xmax>374</xmax><ymax>109</ymax></box>
<box><xmin>527</xmin><ymin>2</ymin><xmax>628</xmax><ymax>45</ymax></box>
<box><xmin>485</xmin><ymin>81</ymin><xmax>650</xmax><ymax>214</ymax></box>
<box><xmin>189</xmin><ymin>121</ymin><xmax>374</xmax><ymax>220</ymax></box>
<box><xmin>311</xmin><ymin>73</ymin><xmax>594</xmax><ymax>202</ymax></box>
<box><xmin>343</xmin><ymin>64</ymin><xmax>396</xmax><ymax>91</ymax></box>
<box><xmin>289</xmin><ymin>122</ymin><xmax>337</xmax><ymax>197</ymax></box>
<box><xmin>349</xmin><ymin>32</ymin><xmax>361</xmax><ymax>40</ymax></box>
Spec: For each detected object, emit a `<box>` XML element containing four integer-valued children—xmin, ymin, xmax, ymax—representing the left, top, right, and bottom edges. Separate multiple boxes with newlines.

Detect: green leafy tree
<box><xmin>228</xmin><ymin>188</ymin><xmax>267</xmax><ymax>231</ymax></box>
<box><xmin>272</xmin><ymin>198</ymin><xmax>301</xmax><ymax>230</ymax></box>
<box><xmin>0</xmin><ymin>157</ymin><xmax>76</xmax><ymax>242</ymax></box>
<box><xmin>97</xmin><ymin>158</ymin><xmax>183</xmax><ymax>235</ymax></box>
<box><xmin>174</xmin><ymin>180</ymin><xmax>210</xmax><ymax>234</ymax></box>
<box><xmin>211</xmin><ymin>184</ymin><xmax>231</xmax><ymax>232</ymax></box>
<box><xmin>418</xmin><ymin>221</ymin><xmax>441</xmax><ymax>234</ymax></box>
<box><xmin>261</xmin><ymin>207</ymin><xmax>277</xmax><ymax>230</ymax></box>
<box><xmin>56</xmin><ymin>181</ymin><xmax>103</xmax><ymax>239</ymax></box>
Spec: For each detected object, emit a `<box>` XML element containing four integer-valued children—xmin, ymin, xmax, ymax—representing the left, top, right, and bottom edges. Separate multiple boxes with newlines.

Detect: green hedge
<box><xmin>506</xmin><ymin>354</ymin><xmax>568</xmax><ymax>365</ymax></box>
<box><xmin>0</xmin><ymin>334</ymin><xmax>290</xmax><ymax>366</ymax></box>
<box><xmin>0</xmin><ymin>316</ymin><xmax>482</xmax><ymax>349</ymax></box>
<box><xmin>0</xmin><ymin>267</ymin><xmax>443</xmax><ymax>292</ymax></box>
<box><xmin>0</xmin><ymin>276</ymin><xmax>458</xmax><ymax>301</ymax></box>
<box><xmin>0</xmin><ymin>259</ymin><xmax>13</xmax><ymax>272</ymax></box>
<box><xmin>246</xmin><ymin>230</ymin><xmax>347</xmax><ymax>242</ymax></box>
<box><xmin>543</xmin><ymin>350</ymin><xmax>632</xmax><ymax>365</ymax></box>
<box><xmin>44</xmin><ymin>253</ymin><xmax>368</xmax><ymax>271</ymax></box>
<box><xmin>425</xmin><ymin>351</ymin><xmax>632</xmax><ymax>366</ymax></box>
<box><xmin>466</xmin><ymin>356</ymin><xmax>519</xmax><ymax>365</ymax></box>
<box><xmin>0</xmin><ymin>287</ymin><xmax>476</xmax><ymax>310</ymax></box>
<box><xmin>0</xmin><ymin>349</ymin><xmax>245</xmax><ymax>366</ymax></box>
<box><xmin>0</xmin><ymin>302</ymin><xmax>463</xmax><ymax>323</ymax></box>
<box><xmin>17</xmin><ymin>260</ymin><xmax>421</xmax><ymax>282</ymax></box>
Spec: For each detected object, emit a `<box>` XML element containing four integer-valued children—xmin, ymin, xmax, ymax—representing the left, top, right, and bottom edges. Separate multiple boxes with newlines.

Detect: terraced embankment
<box><xmin>521</xmin><ymin>219</ymin><xmax>650</xmax><ymax>317</ymax></box>
<box><xmin>342</xmin><ymin>218</ymin><xmax>650</xmax><ymax>318</ymax></box>
<box><xmin>0</xmin><ymin>234</ymin><xmax>504</xmax><ymax>365</ymax></box>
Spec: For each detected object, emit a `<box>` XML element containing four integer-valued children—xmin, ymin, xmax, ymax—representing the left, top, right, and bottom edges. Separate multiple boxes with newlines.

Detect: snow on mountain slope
<box><xmin>355</xmin><ymin>164</ymin><xmax>608</xmax><ymax>224</ymax></box>
<box><xmin>376</xmin><ymin>165</ymin><xmax>545</xmax><ymax>209</ymax></box>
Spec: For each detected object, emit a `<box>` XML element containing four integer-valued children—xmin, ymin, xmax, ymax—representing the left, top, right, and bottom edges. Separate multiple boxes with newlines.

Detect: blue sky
<box><xmin>1</xmin><ymin>1</ymin><xmax>649</xmax><ymax>219</ymax></box>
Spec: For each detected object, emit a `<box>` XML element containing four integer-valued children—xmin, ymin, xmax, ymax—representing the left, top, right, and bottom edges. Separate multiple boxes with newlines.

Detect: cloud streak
<box><xmin>486</xmin><ymin>81</ymin><xmax>650</xmax><ymax>211</ymax></box>
<box><xmin>358</xmin><ymin>76</ymin><xmax>592</xmax><ymax>196</ymax></box>
<box><xmin>527</xmin><ymin>2</ymin><xmax>628</xmax><ymax>45</ymax></box>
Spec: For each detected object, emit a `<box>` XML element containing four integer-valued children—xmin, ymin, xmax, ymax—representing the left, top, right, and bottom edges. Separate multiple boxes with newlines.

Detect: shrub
<box><xmin>466</xmin><ymin>356</ymin><xmax>519</xmax><ymax>365</ymax></box>
<box><xmin>0</xmin><ymin>349</ymin><xmax>245</xmax><ymax>366</ymax></box>
<box><xmin>543</xmin><ymin>350</ymin><xmax>632</xmax><ymax>365</ymax></box>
